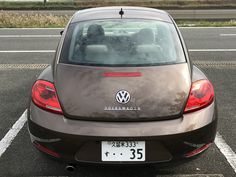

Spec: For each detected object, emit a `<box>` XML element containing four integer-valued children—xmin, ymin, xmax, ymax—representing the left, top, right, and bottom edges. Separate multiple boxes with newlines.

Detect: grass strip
<box><xmin>0</xmin><ymin>12</ymin><xmax>70</xmax><ymax>28</ymax></box>
<box><xmin>176</xmin><ymin>20</ymin><xmax>236</xmax><ymax>27</ymax></box>
<box><xmin>0</xmin><ymin>0</ymin><xmax>236</xmax><ymax>10</ymax></box>
<box><xmin>0</xmin><ymin>12</ymin><xmax>236</xmax><ymax>28</ymax></box>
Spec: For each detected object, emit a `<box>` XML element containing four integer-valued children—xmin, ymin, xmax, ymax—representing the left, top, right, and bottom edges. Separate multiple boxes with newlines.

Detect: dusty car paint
<box><xmin>28</xmin><ymin>6</ymin><xmax>217</xmax><ymax>164</ymax></box>
<box><xmin>55</xmin><ymin>63</ymin><xmax>191</xmax><ymax>121</ymax></box>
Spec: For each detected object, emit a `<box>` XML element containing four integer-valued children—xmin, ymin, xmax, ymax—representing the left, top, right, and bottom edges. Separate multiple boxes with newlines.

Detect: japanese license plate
<box><xmin>101</xmin><ymin>141</ymin><xmax>145</xmax><ymax>161</ymax></box>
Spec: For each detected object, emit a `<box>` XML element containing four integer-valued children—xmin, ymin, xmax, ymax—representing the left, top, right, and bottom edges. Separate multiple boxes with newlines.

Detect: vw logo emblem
<box><xmin>116</xmin><ymin>90</ymin><xmax>130</xmax><ymax>104</ymax></box>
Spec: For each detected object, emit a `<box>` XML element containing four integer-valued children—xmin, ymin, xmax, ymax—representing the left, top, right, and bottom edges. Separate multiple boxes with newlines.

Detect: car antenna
<box><xmin>119</xmin><ymin>8</ymin><xmax>124</xmax><ymax>19</ymax></box>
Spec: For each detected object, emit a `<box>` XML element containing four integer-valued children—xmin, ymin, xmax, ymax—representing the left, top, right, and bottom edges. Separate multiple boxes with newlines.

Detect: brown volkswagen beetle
<box><xmin>28</xmin><ymin>6</ymin><xmax>217</xmax><ymax>165</ymax></box>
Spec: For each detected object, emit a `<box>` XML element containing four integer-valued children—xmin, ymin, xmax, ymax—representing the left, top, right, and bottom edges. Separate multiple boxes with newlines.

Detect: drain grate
<box><xmin>193</xmin><ymin>61</ymin><xmax>236</xmax><ymax>69</ymax></box>
<box><xmin>0</xmin><ymin>64</ymin><xmax>49</xmax><ymax>70</ymax></box>
<box><xmin>0</xmin><ymin>61</ymin><xmax>236</xmax><ymax>70</ymax></box>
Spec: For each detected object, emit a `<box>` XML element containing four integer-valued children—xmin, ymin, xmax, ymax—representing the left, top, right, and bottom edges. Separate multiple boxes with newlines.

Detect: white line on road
<box><xmin>215</xmin><ymin>132</ymin><xmax>236</xmax><ymax>173</ymax></box>
<box><xmin>189</xmin><ymin>49</ymin><xmax>236</xmax><ymax>52</ymax></box>
<box><xmin>220</xmin><ymin>34</ymin><xmax>236</xmax><ymax>37</ymax></box>
<box><xmin>1</xmin><ymin>49</ymin><xmax>236</xmax><ymax>53</ymax></box>
<box><xmin>0</xmin><ymin>27</ymin><xmax>236</xmax><ymax>30</ymax></box>
<box><xmin>0</xmin><ymin>50</ymin><xmax>55</xmax><ymax>53</ymax></box>
<box><xmin>0</xmin><ymin>35</ymin><xmax>60</xmax><ymax>38</ymax></box>
<box><xmin>0</xmin><ymin>110</ymin><xmax>27</xmax><ymax>158</ymax></box>
<box><xmin>179</xmin><ymin>27</ymin><xmax>236</xmax><ymax>29</ymax></box>
<box><xmin>0</xmin><ymin>28</ymin><xmax>63</xmax><ymax>30</ymax></box>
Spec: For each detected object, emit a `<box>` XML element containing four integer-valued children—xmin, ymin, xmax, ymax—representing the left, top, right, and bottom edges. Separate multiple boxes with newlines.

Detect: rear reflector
<box><xmin>103</xmin><ymin>72</ymin><xmax>142</xmax><ymax>77</ymax></box>
<box><xmin>184</xmin><ymin>79</ymin><xmax>214</xmax><ymax>113</ymax></box>
<box><xmin>184</xmin><ymin>143</ymin><xmax>212</xmax><ymax>158</ymax></box>
<box><xmin>31</xmin><ymin>80</ymin><xmax>63</xmax><ymax>114</ymax></box>
<box><xmin>33</xmin><ymin>141</ymin><xmax>60</xmax><ymax>158</ymax></box>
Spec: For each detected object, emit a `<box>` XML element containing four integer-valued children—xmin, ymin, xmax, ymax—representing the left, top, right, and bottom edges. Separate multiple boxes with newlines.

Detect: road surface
<box><xmin>0</xmin><ymin>27</ymin><xmax>236</xmax><ymax>176</ymax></box>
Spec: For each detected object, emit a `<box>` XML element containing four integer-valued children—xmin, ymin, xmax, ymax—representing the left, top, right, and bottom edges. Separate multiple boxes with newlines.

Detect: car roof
<box><xmin>71</xmin><ymin>6</ymin><xmax>173</xmax><ymax>23</ymax></box>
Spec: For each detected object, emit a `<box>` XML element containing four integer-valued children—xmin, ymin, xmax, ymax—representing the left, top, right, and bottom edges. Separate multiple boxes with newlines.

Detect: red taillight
<box><xmin>184</xmin><ymin>80</ymin><xmax>214</xmax><ymax>113</ymax></box>
<box><xmin>31</xmin><ymin>80</ymin><xmax>63</xmax><ymax>114</ymax></box>
<box><xmin>184</xmin><ymin>143</ymin><xmax>212</xmax><ymax>158</ymax></box>
<box><xmin>33</xmin><ymin>141</ymin><xmax>60</xmax><ymax>158</ymax></box>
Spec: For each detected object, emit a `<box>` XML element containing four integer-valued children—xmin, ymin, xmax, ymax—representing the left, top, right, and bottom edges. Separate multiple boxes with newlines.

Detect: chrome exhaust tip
<box><xmin>65</xmin><ymin>163</ymin><xmax>76</xmax><ymax>172</ymax></box>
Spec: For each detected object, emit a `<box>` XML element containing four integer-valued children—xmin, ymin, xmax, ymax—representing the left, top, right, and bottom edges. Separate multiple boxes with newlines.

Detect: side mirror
<box><xmin>60</xmin><ymin>30</ymin><xmax>64</xmax><ymax>35</ymax></box>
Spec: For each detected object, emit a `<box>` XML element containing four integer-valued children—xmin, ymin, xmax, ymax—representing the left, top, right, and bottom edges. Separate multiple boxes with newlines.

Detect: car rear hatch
<box><xmin>54</xmin><ymin>63</ymin><xmax>191</xmax><ymax>121</ymax></box>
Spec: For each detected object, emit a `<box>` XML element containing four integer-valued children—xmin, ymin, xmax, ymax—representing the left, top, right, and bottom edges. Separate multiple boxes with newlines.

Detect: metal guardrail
<box><xmin>3</xmin><ymin>9</ymin><xmax>235</xmax><ymax>20</ymax></box>
<box><xmin>168</xmin><ymin>9</ymin><xmax>236</xmax><ymax>20</ymax></box>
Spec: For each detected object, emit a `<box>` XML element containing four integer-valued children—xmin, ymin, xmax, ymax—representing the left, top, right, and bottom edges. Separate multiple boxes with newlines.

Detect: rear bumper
<box><xmin>27</xmin><ymin>102</ymin><xmax>217</xmax><ymax>164</ymax></box>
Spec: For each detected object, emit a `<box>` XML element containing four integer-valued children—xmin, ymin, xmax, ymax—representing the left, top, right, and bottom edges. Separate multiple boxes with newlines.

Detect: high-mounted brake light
<box><xmin>31</xmin><ymin>80</ymin><xmax>63</xmax><ymax>114</ymax></box>
<box><xmin>184</xmin><ymin>80</ymin><xmax>214</xmax><ymax>113</ymax></box>
<box><xmin>103</xmin><ymin>72</ymin><xmax>142</xmax><ymax>77</ymax></box>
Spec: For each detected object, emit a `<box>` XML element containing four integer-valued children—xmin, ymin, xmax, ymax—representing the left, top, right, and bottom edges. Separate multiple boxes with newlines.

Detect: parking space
<box><xmin>0</xmin><ymin>27</ymin><xmax>236</xmax><ymax>176</ymax></box>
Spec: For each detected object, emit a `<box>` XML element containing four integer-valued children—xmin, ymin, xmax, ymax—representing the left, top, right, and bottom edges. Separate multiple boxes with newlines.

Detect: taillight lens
<box><xmin>184</xmin><ymin>143</ymin><xmax>212</xmax><ymax>158</ymax></box>
<box><xmin>31</xmin><ymin>80</ymin><xmax>63</xmax><ymax>114</ymax></box>
<box><xmin>184</xmin><ymin>79</ymin><xmax>214</xmax><ymax>113</ymax></box>
<box><xmin>33</xmin><ymin>141</ymin><xmax>61</xmax><ymax>158</ymax></box>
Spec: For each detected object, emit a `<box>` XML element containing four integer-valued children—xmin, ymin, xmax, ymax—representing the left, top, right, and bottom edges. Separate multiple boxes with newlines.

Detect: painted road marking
<box><xmin>0</xmin><ymin>49</ymin><xmax>236</xmax><ymax>53</ymax></box>
<box><xmin>215</xmin><ymin>132</ymin><xmax>236</xmax><ymax>173</ymax></box>
<box><xmin>0</xmin><ymin>35</ymin><xmax>60</xmax><ymax>38</ymax></box>
<box><xmin>220</xmin><ymin>34</ymin><xmax>236</xmax><ymax>37</ymax></box>
<box><xmin>0</xmin><ymin>110</ymin><xmax>27</xmax><ymax>158</ymax></box>
<box><xmin>0</xmin><ymin>34</ymin><xmax>235</xmax><ymax>39</ymax></box>
<box><xmin>0</xmin><ymin>27</ymin><xmax>235</xmax><ymax>29</ymax></box>
<box><xmin>0</xmin><ymin>50</ymin><xmax>55</xmax><ymax>53</ymax></box>
<box><xmin>189</xmin><ymin>49</ymin><xmax>236</xmax><ymax>52</ymax></box>
<box><xmin>180</xmin><ymin>27</ymin><xmax>236</xmax><ymax>29</ymax></box>
<box><xmin>0</xmin><ymin>28</ymin><xmax>63</xmax><ymax>30</ymax></box>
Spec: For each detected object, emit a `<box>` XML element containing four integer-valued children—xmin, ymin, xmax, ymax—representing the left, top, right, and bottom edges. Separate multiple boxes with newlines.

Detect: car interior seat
<box><xmin>84</xmin><ymin>24</ymin><xmax>108</xmax><ymax>63</ymax></box>
<box><xmin>135</xmin><ymin>28</ymin><xmax>162</xmax><ymax>63</ymax></box>
<box><xmin>86</xmin><ymin>24</ymin><xmax>105</xmax><ymax>44</ymax></box>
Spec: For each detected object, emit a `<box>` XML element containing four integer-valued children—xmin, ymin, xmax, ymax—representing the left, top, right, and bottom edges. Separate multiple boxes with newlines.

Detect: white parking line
<box><xmin>0</xmin><ymin>27</ymin><xmax>235</xmax><ymax>30</ymax></box>
<box><xmin>0</xmin><ymin>28</ymin><xmax>63</xmax><ymax>30</ymax></box>
<box><xmin>0</xmin><ymin>50</ymin><xmax>55</xmax><ymax>53</ymax></box>
<box><xmin>0</xmin><ymin>49</ymin><xmax>236</xmax><ymax>53</ymax></box>
<box><xmin>215</xmin><ymin>132</ymin><xmax>236</xmax><ymax>173</ymax></box>
<box><xmin>189</xmin><ymin>49</ymin><xmax>236</xmax><ymax>52</ymax></box>
<box><xmin>0</xmin><ymin>110</ymin><xmax>27</xmax><ymax>158</ymax></box>
<box><xmin>179</xmin><ymin>27</ymin><xmax>236</xmax><ymax>29</ymax></box>
<box><xmin>220</xmin><ymin>34</ymin><xmax>236</xmax><ymax>37</ymax></box>
<box><xmin>0</xmin><ymin>35</ymin><xmax>60</xmax><ymax>38</ymax></box>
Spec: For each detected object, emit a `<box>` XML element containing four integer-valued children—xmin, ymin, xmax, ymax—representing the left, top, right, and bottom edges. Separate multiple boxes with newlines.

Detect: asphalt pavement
<box><xmin>0</xmin><ymin>27</ymin><xmax>236</xmax><ymax>177</ymax></box>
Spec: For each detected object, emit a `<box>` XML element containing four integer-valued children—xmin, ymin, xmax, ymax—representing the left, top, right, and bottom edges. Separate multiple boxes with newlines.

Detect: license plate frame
<box><xmin>101</xmin><ymin>141</ymin><xmax>145</xmax><ymax>162</ymax></box>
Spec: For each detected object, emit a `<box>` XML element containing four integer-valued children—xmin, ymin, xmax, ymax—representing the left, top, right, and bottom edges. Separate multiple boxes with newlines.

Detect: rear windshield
<box><xmin>59</xmin><ymin>19</ymin><xmax>186</xmax><ymax>66</ymax></box>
